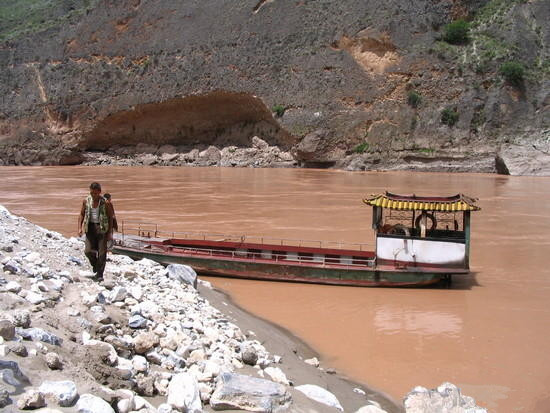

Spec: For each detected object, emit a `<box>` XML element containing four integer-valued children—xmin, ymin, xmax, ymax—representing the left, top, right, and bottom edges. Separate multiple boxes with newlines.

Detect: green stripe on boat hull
<box><xmin>113</xmin><ymin>246</ymin><xmax>442</xmax><ymax>287</ymax></box>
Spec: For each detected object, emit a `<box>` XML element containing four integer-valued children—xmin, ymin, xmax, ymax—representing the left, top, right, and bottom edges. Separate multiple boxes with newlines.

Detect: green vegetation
<box><xmin>433</xmin><ymin>0</ymin><xmax>547</xmax><ymax>82</ymax></box>
<box><xmin>476</xmin><ymin>34</ymin><xmax>515</xmax><ymax>62</ymax></box>
<box><xmin>0</xmin><ymin>0</ymin><xmax>99</xmax><ymax>41</ymax></box>
<box><xmin>499</xmin><ymin>61</ymin><xmax>525</xmax><ymax>86</ymax></box>
<box><xmin>473</xmin><ymin>0</ymin><xmax>520</xmax><ymax>28</ymax></box>
<box><xmin>272</xmin><ymin>104</ymin><xmax>286</xmax><ymax>118</ymax></box>
<box><xmin>462</xmin><ymin>32</ymin><xmax>518</xmax><ymax>75</ymax></box>
<box><xmin>415</xmin><ymin>147</ymin><xmax>435</xmax><ymax>154</ymax></box>
<box><xmin>540</xmin><ymin>59</ymin><xmax>550</xmax><ymax>79</ymax></box>
<box><xmin>353</xmin><ymin>142</ymin><xmax>369</xmax><ymax>154</ymax></box>
<box><xmin>430</xmin><ymin>41</ymin><xmax>459</xmax><ymax>61</ymax></box>
<box><xmin>407</xmin><ymin>90</ymin><xmax>422</xmax><ymax>108</ymax></box>
<box><xmin>441</xmin><ymin>108</ymin><xmax>459</xmax><ymax>127</ymax></box>
<box><xmin>442</xmin><ymin>20</ymin><xmax>470</xmax><ymax>45</ymax></box>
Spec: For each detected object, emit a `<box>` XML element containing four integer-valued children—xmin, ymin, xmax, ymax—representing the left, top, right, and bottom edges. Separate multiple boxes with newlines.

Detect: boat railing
<box><xmin>118</xmin><ymin>220</ymin><xmax>374</xmax><ymax>252</ymax></box>
<box><xmin>116</xmin><ymin>235</ymin><xmax>375</xmax><ymax>269</ymax></box>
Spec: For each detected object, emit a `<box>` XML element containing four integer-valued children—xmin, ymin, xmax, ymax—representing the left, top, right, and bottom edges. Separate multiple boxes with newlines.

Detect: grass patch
<box><xmin>0</xmin><ymin>0</ymin><xmax>99</xmax><ymax>41</ymax></box>
<box><xmin>537</xmin><ymin>59</ymin><xmax>550</xmax><ymax>79</ymax></box>
<box><xmin>353</xmin><ymin>142</ymin><xmax>369</xmax><ymax>154</ymax></box>
<box><xmin>288</xmin><ymin>124</ymin><xmax>312</xmax><ymax>137</ymax></box>
<box><xmin>476</xmin><ymin>34</ymin><xmax>515</xmax><ymax>61</ymax></box>
<box><xmin>473</xmin><ymin>0</ymin><xmax>521</xmax><ymax>28</ymax></box>
<box><xmin>415</xmin><ymin>147</ymin><xmax>435</xmax><ymax>154</ymax></box>
<box><xmin>430</xmin><ymin>41</ymin><xmax>459</xmax><ymax>61</ymax></box>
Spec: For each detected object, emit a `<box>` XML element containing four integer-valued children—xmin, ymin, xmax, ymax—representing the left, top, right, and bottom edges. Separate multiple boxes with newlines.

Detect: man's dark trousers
<box><xmin>84</xmin><ymin>222</ymin><xmax>107</xmax><ymax>279</ymax></box>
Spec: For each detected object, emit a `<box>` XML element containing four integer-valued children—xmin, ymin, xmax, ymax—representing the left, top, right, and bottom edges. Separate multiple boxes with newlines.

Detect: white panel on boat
<box><xmin>313</xmin><ymin>254</ymin><xmax>324</xmax><ymax>263</ymax></box>
<box><xmin>236</xmin><ymin>248</ymin><xmax>247</xmax><ymax>257</ymax></box>
<box><xmin>340</xmin><ymin>256</ymin><xmax>353</xmax><ymax>265</ymax></box>
<box><xmin>261</xmin><ymin>250</ymin><xmax>272</xmax><ymax>259</ymax></box>
<box><xmin>287</xmin><ymin>252</ymin><xmax>299</xmax><ymax>261</ymax></box>
<box><xmin>376</xmin><ymin>237</ymin><xmax>465</xmax><ymax>265</ymax></box>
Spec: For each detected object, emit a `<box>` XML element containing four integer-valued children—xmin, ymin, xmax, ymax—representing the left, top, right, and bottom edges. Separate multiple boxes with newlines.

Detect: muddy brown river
<box><xmin>1</xmin><ymin>166</ymin><xmax>549</xmax><ymax>412</ymax></box>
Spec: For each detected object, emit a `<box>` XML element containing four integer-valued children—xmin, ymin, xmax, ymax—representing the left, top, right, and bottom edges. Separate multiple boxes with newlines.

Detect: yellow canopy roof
<box><xmin>363</xmin><ymin>192</ymin><xmax>480</xmax><ymax>212</ymax></box>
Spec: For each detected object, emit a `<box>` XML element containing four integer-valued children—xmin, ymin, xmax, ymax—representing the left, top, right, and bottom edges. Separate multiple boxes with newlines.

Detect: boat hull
<box><xmin>112</xmin><ymin>245</ymin><xmax>445</xmax><ymax>287</ymax></box>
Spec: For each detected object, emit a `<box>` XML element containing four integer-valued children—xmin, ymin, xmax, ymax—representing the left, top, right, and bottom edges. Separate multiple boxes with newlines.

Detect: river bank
<box><xmin>3</xmin><ymin>133</ymin><xmax>550</xmax><ymax>176</ymax></box>
<box><xmin>0</xmin><ymin>203</ymin><xmax>490</xmax><ymax>412</ymax></box>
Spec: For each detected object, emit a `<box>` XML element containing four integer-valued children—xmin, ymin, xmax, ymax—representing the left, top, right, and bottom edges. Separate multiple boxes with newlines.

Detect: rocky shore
<box><xmin>14</xmin><ymin>132</ymin><xmax>548</xmax><ymax>176</ymax></box>
<box><xmin>0</xmin><ymin>204</ymin><xmax>487</xmax><ymax>412</ymax></box>
<box><xmin>81</xmin><ymin>137</ymin><xmax>297</xmax><ymax>169</ymax></box>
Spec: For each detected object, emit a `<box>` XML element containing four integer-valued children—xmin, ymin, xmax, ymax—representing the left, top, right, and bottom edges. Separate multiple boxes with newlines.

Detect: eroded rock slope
<box><xmin>0</xmin><ymin>0</ymin><xmax>548</xmax><ymax>174</ymax></box>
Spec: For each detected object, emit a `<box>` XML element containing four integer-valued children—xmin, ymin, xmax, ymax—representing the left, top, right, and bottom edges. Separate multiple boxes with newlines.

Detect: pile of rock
<box><xmin>404</xmin><ymin>382</ymin><xmax>488</xmax><ymax>413</ymax></box>
<box><xmin>83</xmin><ymin>137</ymin><xmax>296</xmax><ymax>168</ymax></box>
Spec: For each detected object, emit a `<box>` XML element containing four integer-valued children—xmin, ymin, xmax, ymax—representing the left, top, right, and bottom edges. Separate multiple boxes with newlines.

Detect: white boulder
<box><xmin>295</xmin><ymin>384</ymin><xmax>343</xmax><ymax>411</ymax></box>
<box><xmin>167</xmin><ymin>372</ymin><xmax>202</xmax><ymax>413</ymax></box>
<box><xmin>76</xmin><ymin>394</ymin><xmax>115</xmax><ymax>413</ymax></box>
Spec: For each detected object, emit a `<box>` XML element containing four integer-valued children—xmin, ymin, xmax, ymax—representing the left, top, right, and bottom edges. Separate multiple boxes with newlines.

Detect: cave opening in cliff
<box><xmin>83</xmin><ymin>91</ymin><xmax>294</xmax><ymax>153</ymax></box>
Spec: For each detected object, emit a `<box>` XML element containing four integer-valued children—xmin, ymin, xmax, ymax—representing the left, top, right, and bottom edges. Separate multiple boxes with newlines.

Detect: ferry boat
<box><xmin>112</xmin><ymin>192</ymin><xmax>480</xmax><ymax>287</ymax></box>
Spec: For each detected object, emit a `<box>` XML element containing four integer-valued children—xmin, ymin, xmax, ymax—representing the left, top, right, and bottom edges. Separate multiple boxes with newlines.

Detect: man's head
<box><xmin>89</xmin><ymin>182</ymin><xmax>102</xmax><ymax>200</ymax></box>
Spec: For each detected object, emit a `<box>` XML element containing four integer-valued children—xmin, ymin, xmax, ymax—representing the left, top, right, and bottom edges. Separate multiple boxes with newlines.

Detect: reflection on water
<box><xmin>0</xmin><ymin>166</ymin><xmax>549</xmax><ymax>413</ymax></box>
<box><xmin>374</xmin><ymin>307</ymin><xmax>462</xmax><ymax>337</ymax></box>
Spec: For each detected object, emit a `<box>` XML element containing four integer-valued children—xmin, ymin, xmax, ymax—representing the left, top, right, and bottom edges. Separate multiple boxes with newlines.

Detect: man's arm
<box><xmin>77</xmin><ymin>200</ymin><xmax>86</xmax><ymax>236</ymax></box>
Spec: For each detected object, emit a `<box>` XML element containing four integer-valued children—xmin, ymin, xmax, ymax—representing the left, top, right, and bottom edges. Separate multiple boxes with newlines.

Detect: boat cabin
<box><xmin>364</xmin><ymin>192</ymin><xmax>480</xmax><ymax>269</ymax></box>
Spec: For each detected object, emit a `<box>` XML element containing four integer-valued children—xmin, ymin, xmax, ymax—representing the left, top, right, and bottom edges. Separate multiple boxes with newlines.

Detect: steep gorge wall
<box><xmin>0</xmin><ymin>0</ymin><xmax>548</xmax><ymax>173</ymax></box>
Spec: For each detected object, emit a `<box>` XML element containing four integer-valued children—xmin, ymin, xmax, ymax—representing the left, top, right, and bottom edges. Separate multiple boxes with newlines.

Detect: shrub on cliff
<box><xmin>442</xmin><ymin>20</ymin><xmax>470</xmax><ymax>45</ymax></box>
<box><xmin>407</xmin><ymin>91</ymin><xmax>422</xmax><ymax>108</ymax></box>
<box><xmin>272</xmin><ymin>104</ymin><xmax>286</xmax><ymax>117</ymax></box>
<box><xmin>441</xmin><ymin>108</ymin><xmax>459</xmax><ymax>127</ymax></box>
<box><xmin>353</xmin><ymin>142</ymin><xmax>369</xmax><ymax>154</ymax></box>
<box><xmin>500</xmin><ymin>61</ymin><xmax>525</xmax><ymax>86</ymax></box>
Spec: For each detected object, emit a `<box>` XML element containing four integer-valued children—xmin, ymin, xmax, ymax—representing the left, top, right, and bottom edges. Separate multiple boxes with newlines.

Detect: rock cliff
<box><xmin>0</xmin><ymin>0</ymin><xmax>548</xmax><ymax>174</ymax></box>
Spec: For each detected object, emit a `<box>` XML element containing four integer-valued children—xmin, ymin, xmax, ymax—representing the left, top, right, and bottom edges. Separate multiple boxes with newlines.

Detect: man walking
<box><xmin>78</xmin><ymin>182</ymin><xmax>113</xmax><ymax>280</ymax></box>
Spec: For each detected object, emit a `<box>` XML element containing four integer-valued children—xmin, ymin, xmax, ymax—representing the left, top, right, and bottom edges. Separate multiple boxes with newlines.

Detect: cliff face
<box><xmin>0</xmin><ymin>0</ymin><xmax>548</xmax><ymax>174</ymax></box>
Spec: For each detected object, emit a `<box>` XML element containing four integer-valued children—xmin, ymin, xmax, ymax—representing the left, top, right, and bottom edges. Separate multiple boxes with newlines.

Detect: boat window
<box><xmin>325</xmin><ymin>254</ymin><xmax>340</xmax><ymax>264</ymax></box>
<box><xmin>273</xmin><ymin>250</ymin><xmax>286</xmax><ymax>260</ymax></box>
<box><xmin>353</xmin><ymin>256</ymin><xmax>369</xmax><ymax>265</ymax></box>
<box><xmin>298</xmin><ymin>252</ymin><xmax>314</xmax><ymax>261</ymax></box>
<box><xmin>248</xmin><ymin>249</ymin><xmax>262</xmax><ymax>259</ymax></box>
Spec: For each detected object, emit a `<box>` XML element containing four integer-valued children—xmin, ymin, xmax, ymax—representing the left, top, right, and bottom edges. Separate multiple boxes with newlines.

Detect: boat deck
<box><xmin>115</xmin><ymin>233</ymin><xmax>377</xmax><ymax>270</ymax></box>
